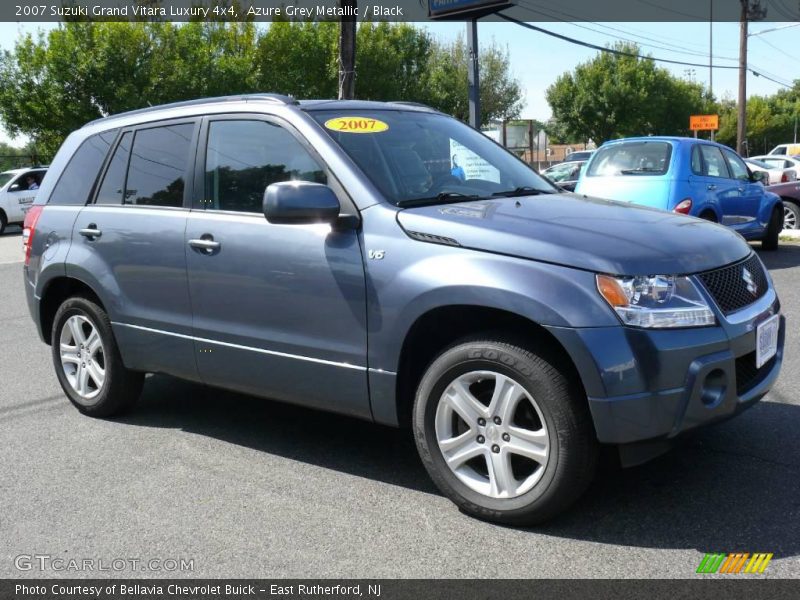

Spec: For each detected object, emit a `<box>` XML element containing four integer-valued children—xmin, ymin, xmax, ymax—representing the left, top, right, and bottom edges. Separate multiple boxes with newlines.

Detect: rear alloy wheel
<box><xmin>51</xmin><ymin>296</ymin><xmax>144</xmax><ymax>417</ymax></box>
<box><xmin>413</xmin><ymin>338</ymin><xmax>597</xmax><ymax>525</ymax></box>
<box><xmin>59</xmin><ymin>315</ymin><xmax>106</xmax><ymax>401</ymax></box>
<box><xmin>783</xmin><ymin>201</ymin><xmax>799</xmax><ymax>230</ymax></box>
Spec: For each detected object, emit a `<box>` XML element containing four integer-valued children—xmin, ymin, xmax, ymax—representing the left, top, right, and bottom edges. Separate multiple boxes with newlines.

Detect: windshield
<box><xmin>311</xmin><ymin>110</ymin><xmax>555</xmax><ymax>205</ymax></box>
<box><xmin>0</xmin><ymin>173</ymin><xmax>15</xmax><ymax>188</ymax></box>
<box><xmin>587</xmin><ymin>141</ymin><xmax>672</xmax><ymax>177</ymax></box>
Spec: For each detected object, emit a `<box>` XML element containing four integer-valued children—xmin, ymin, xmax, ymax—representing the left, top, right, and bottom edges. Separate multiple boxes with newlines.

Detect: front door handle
<box><xmin>188</xmin><ymin>235</ymin><xmax>221</xmax><ymax>253</ymax></box>
<box><xmin>738</xmin><ymin>187</ymin><xmax>745</xmax><ymax>193</ymax></box>
<box><xmin>79</xmin><ymin>224</ymin><xmax>102</xmax><ymax>239</ymax></box>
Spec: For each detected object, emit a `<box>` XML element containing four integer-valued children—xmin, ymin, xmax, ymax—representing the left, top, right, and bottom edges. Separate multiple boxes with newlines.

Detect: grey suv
<box><xmin>23</xmin><ymin>95</ymin><xmax>784</xmax><ymax>524</ymax></box>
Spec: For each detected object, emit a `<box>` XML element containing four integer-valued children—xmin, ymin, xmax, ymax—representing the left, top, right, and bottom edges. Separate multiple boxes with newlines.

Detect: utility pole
<box><xmin>709</xmin><ymin>0</ymin><xmax>714</xmax><ymax>140</ymax></box>
<box><xmin>467</xmin><ymin>19</ymin><xmax>481</xmax><ymax>129</ymax></box>
<box><xmin>338</xmin><ymin>0</ymin><xmax>357</xmax><ymax>100</ymax></box>
<box><xmin>737</xmin><ymin>0</ymin><xmax>748</xmax><ymax>155</ymax></box>
<box><xmin>737</xmin><ymin>1</ymin><xmax>768</xmax><ymax>155</ymax></box>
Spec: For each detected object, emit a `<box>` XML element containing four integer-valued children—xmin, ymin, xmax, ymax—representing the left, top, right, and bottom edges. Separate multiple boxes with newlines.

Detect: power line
<box><xmin>499</xmin><ymin>13</ymin><xmax>797</xmax><ymax>88</ymax></box>
<box><xmin>516</xmin><ymin>0</ymin><xmax>738</xmax><ymax>60</ymax></box>
<box><xmin>498</xmin><ymin>14</ymin><xmax>739</xmax><ymax>69</ymax></box>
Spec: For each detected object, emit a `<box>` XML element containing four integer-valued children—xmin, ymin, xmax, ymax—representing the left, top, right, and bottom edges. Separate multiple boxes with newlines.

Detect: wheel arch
<box><xmin>393</xmin><ymin>305</ymin><xmax>591</xmax><ymax>429</ymax></box>
<box><xmin>39</xmin><ymin>276</ymin><xmax>106</xmax><ymax>345</ymax></box>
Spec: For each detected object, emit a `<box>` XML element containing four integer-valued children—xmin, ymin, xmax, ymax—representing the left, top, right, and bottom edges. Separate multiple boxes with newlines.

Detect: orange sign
<box><xmin>690</xmin><ymin>114</ymin><xmax>719</xmax><ymax>131</ymax></box>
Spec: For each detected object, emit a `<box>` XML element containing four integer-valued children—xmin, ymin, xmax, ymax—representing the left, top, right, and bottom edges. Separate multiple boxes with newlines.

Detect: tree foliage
<box><xmin>546</xmin><ymin>43</ymin><xmax>714</xmax><ymax>145</ymax></box>
<box><xmin>716</xmin><ymin>82</ymin><xmax>800</xmax><ymax>155</ymax></box>
<box><xmin>0</xmin><ymin>21</ymin><xmax>524</xmax><ymax>159</ymax></box>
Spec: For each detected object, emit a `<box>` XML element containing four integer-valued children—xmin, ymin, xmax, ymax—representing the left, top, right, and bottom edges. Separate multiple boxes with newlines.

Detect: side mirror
<box><xmin>263</xmin><ymin>181</ymin><xmax>340</xmax><ymax>225</ymax></box>
<box><xmin>9</xmin><ymin>183</ymin><xmax>20</xmax><ymax>192</ymax></box>
<box><xmin>751</xmin><ymin>170</ymin><xmax>767</xmax><ymax>184</ymax></box>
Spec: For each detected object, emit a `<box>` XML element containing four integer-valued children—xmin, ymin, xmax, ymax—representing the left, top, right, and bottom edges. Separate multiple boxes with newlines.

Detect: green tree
<box><xmin>0</xmin><ymin>21</ymin><xmax>259</xmax><ymax>158</ymax></box>
<box><xmin>0</xmin><ymin>21</ymin><xmax>525</xmax><ymax>159</ymax></box>
<box><xmin>546</xmin><ymin>43</ymin><xmax>714</xmax><ymax>145</ymax></box>
<box><xmin>425</xmin><ymin>36</ymin><xmax>524</xmax><ymax>124</ymax></box>
<box><xmin>716</xmin><ymin>82</ymin><xmax>800</xmax><ymax>154</ymax></box>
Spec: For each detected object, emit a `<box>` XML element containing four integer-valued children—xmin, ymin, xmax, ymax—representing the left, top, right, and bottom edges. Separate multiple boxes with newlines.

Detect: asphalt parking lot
<box><xmin>1</xmin><ymin>228</ymin><xmax>798</xmax><ymax>579</ymax></box>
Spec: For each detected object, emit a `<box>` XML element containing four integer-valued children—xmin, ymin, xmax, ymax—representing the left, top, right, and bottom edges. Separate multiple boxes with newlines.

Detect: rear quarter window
<box><xmin>587</xmin><ymin>142</ymin><xmax>672</xmax><ymax>177</ymax></box>
<box><xmin>48</xmin><ymin>130</ymin><xmax>118</xmax><ymax>205</ymax></box>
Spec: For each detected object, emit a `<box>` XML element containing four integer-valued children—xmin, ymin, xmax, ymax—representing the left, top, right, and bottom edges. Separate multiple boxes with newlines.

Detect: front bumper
<box><xmin>548</xmin><ymin>289</ymin><xmax>784</xmax><ymax>446</ymax></box>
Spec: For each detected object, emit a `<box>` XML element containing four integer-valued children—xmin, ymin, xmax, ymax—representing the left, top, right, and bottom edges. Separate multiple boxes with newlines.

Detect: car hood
<box><xmin>396</xmin><ymin>193</ymin><xmax>751</xmax><ymax>275</ymax></box>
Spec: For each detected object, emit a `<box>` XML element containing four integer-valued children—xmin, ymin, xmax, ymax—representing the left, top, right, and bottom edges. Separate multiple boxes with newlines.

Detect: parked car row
<box><xmin>538</xmin><ymin>137</ymin><xmax>788</xmax><ymax>244</ymax></box>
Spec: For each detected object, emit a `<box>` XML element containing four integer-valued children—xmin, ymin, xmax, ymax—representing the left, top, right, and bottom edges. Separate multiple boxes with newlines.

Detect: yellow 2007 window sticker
<box><xmin>324</xmin><ymin>116</ymin><xmax>389</xmax><ymax>133</ymax></box>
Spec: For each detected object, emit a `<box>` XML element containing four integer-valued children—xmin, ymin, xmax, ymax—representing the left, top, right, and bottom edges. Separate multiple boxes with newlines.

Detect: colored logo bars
<box><xmin>697</xmin><ymin>553</ymin><xmax>773</xmax><ymax>574</ymax></box>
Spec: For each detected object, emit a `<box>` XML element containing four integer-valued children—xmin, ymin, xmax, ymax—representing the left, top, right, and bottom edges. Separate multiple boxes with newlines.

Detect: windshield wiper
<box><xmin>619</xmin><ymin>168</ymin><xmax>663</xmax><ymax>174</ymax></box>
<box><xmin>491</xmin><ymin>186</ymin><xmax>552</xmax><ymax>198</ymax></box>
<box><xmin>397</xmin><ymin>192</ymin><xmax>483</xmax><ymax>208</ymax></box>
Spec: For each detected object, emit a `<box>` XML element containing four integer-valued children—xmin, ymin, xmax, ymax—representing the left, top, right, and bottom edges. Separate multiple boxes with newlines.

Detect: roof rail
<box><xmin>84</xmin><ymin>93</ymin><xmax>299</xmax><ymax>127</ymax></box>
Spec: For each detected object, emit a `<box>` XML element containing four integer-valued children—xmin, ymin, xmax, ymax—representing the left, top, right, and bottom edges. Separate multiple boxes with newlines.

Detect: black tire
<box><xmin>782</xmin><ymin>200</ymin><xmax>800</xmax><ymax>231</ymax></box>
<box><xmin>0</xmin><ymin>210</ymin><xmax>7</xmax><ymax>235</ymax></box>
<box><xmin>51</xmin><ymin>296</ymin><xmax>144</xmax><ymax>417</ymax></box>
<box><xmin>761</xmin><ymin>206</ymin><xmax>782</xmax><ymax>251</ymax></box>
<box><xmin>413</xmin><ymin>337</ymin><xmax>597</xmax><ymax>525</ymax></box>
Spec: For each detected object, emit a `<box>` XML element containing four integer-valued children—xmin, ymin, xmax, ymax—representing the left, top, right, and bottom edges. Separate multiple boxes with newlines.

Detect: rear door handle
<box><xmin>188</xmin><ymin>236</ymin><xmax>220</xmax><ymax>253</ymax></box>
<box><xmin>707</xmin><ymin>184</ymin><xmax>717</xmax><ymax>190</ymax></box>
<box><xmin>79</xmin><ymin>224</ymin><xmax>102</xmax><ymax>239</ymax></box>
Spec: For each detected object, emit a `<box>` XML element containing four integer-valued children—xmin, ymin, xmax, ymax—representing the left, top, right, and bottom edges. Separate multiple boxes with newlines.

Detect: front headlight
<box><xmin>596</xmin><ymin>274</ymin><xmax>715</xmax><ymax>328</ymax></box>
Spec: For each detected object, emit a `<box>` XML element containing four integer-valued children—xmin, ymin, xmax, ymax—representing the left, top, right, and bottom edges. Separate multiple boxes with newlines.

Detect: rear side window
<box><xmin>204</xmin><ymin>120</ymin><xmax>326</xmax><ymax>213</ymax></box>
<box><xmin>698</xmin><ymin>145</ymin><xmax>730</xmax><ymax>178</ymax></box>
<box><xmin>48</xmin><ymin>130</ymin><xmax>117</xmax><ymax>205</ymax></box>
<box><xmin>586</xmin><ymin>142</ymin><xmax>672</xmax><ymax>176</ymax></box>
<box><xmin>125</xmin><ymin>123</ymin><xmax>193</xmax><ymax>207</ymax></box>
<box><xmin>95</xmin><ymin>132</ymin><xmax>132</xmax><ymax>205</ymax></box>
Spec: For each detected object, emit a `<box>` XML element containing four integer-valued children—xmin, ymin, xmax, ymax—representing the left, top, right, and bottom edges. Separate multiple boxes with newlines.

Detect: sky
<box><xmin>0</xmin><ymin>19</ymin><xmax>798</xmax><ymax>145</ymax></box>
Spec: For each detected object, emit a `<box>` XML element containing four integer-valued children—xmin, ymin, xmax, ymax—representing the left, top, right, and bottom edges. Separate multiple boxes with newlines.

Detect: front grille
<box><xmin>735</xmin><ymin>351</ymin><xmax>775</xmax><ymax>395</ymax></box>
<box><xmin>697</xmin><ymin>254</ymin><xmax>768</xmax><ymax>315</ymax></box>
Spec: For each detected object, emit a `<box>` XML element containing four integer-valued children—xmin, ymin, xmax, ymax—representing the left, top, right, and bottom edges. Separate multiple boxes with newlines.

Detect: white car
<box><xmin>744</xmin><ymin>158</ymin><xmax>797</xmax><ymax>185</ymax></box>
<box><xmin>767</xmin><ymin>143</ymin><xmax>800</xmax><ymax>156</ymax></box>
<box><xmin>750</xmin><ymin>154</ymin><xmax>800</xmax><ymax>180</ymax></box>
<box><xmin>0</xmin><ymin>167</ymin><xmax>47</xmax><ymax>234</ymax></box>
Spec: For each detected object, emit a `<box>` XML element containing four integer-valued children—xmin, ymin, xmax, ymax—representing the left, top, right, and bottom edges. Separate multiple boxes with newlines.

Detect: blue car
<box><xmin>575</xmin><ymin>137</ymin><xmax>783</xmax><ymax>249</ymax></box>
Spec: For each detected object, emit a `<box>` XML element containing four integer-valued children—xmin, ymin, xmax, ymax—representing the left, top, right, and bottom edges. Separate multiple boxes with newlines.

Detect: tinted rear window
<box><xmin>48</xmin><ymin>130</ymin><xmax>118</xmax><ymax>205</ymax></box>
<box><xmin>586</xmin><ymin>142</ymin><xmax>672</xmax><ymax>177</ymax></box>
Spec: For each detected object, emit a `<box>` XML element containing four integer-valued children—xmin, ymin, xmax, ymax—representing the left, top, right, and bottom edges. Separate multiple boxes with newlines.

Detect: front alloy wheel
<box><xmin>414</xmin><ymin>338</ymin><xmax>597</xmax><ymax>525</ymax></box>
<box><xmin>435</xmin><ymin>371</ymin><xmax>549</xmax><ymax>499</ymax></box>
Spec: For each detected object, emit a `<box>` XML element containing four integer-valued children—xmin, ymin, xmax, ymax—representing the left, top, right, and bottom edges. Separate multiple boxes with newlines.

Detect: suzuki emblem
<box><xmin>742</xmin><ymin>267</ymin><xmax>758</xmax><ymax>296</ymax></box>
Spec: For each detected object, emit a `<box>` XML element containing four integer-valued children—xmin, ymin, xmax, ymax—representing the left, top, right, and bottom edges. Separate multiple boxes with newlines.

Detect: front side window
<box><xmin>125</xmin><ymin>123</ymin><xmax>193</xmax><ymax>207</ymax></box>
<box><xmin>311</xmin><ymin>110</ymin><xmax>555</xmax><ymax>205</ymax></box>
<box><xmin>699</xmin><ymin>145</ymin><xmax>730</xmax><ymax>178</ymax></box>
<box><xmin>722</xmin><ymin>148</ymin><xmax>750</xmax><ymax>181</ymax></box>
<box><xmin>586</xmin><ymin>142</ymin><xmax>672</xmax><ymax>177</ymax></box>
<box><xmin>49</xmin><ymin>130</ymin><xmax>118</xmax><ymax>205</ymax></box>
<box><xmin>204</xmin><ymin>120</ymin><xmax>326</xmax><ymax>213</ymax></box>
